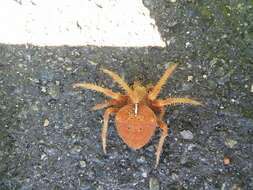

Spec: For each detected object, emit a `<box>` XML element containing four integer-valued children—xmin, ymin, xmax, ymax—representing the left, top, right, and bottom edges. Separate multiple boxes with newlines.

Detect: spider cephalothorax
<box><xmin>73</xmin><ymin>63</ymin><xmax>202</xmax><ymax>167</ymax></box>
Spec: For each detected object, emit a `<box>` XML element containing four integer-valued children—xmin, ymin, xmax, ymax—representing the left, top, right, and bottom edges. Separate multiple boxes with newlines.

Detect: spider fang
<box><xmin>134</xmin><ymin>103</ymin><xmax>138</xmax><ymax>116</ymax></box>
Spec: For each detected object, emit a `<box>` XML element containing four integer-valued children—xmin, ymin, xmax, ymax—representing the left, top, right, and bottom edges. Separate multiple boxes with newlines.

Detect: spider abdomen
<box><xmin>115</xmin><ymin>104</ymin><xmax>157</xmax><ymax>149</ymax></box>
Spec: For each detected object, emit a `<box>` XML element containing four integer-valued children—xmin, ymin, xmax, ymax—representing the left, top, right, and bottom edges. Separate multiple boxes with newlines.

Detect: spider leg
<box><xmin>148</xmin><ymin>63</ymin><xmax>178</xmax><ymax>101</ymax></box>
<box><xmin>91</xmin><ymin>99</ymin><xmax>118</xmax><ymax>111</ymax></box>
<box><xmin>92</xmin><ymin>96</ymin><xmax>128</xmax><ymax>110</ymax></box>
<box><xmin>73</xmin><ymin>82</ymin><xmax>122</xmax><ymax>100</ymax></box>
<box><xmin>101</xmin><ymin>107</ymin><xmax>119</xmax><ymax>154</ymax></box>
<box><xmin>155</xmin><ymin>119</ymin><xmax>169</xmax><ymax>168</ymax></box>
<box><xmin>152</xmin><ymin>97</ymin><xmax>203</xmax><ymax>107</ymax></box>
<box><xmin>102</xmin><ymin>69</ymin><xmax>138</xmax><ymax>103</ymax></box>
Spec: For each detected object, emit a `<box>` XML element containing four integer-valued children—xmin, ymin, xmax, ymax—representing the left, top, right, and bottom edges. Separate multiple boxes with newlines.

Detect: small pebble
<box><xmin>80</xmin><ymin>160</ymin><xmax>87</xmax><ymax>168</ymax></box>
<box><xmin>149</xmin><ymin>177</ymin><xmax>160</xmax><ymax>190</ymax></box>
<box><xmin>225</xmin><ymin>139</ymin><xmax>237</xmax><ymax>148</ymax></box>
<box><xmin>43</xmin><ymin>119</ymin><xmax>49</xmax><ymax>127</ymax></box>
<box><xmin>41</xmin><ymin>86</ymin><xmax>47</xmax><ymax>93</ymax></box>
<box><xmin>96</xmin><ymin>185</ymin><xmax>104</xmax><ymax>190</ymax></box>
<box><xmin>142</xmin><ymin>171</ymin><xmax>148</xmax><ymax>178</ymax></box>
<box><xmin>166</xmin><ymin>36</ymin><xmax>176</xmax><ymax>46</ymax></box>
<box><xmin>180</xmin><ymin>130</ymin><xmax>193</xmax><ymax>140</ymax></box>
<box><xmin>231</xmin><ymin>98</ymin><xmax>236</xmax><ymax>103</ymax></box>
<box><xmin>203</xmin><ymin>74</ymin><xmax>207</xmax><ymax>79</ymax></box>
<box><xmin>137</xmin><ymin>156</ymin><xmax>146</xmax><ymax>164</ymax></box>
<box><xmin>231</xmin><ymin>184</ymin><xmax>242</xmax><ymax>190</ymax></box>
<box><xmin>210</xmin><ymin>58</ymin><xmax>218</xmax><ymax>66</ymax></box>
<box><xmin>48</xmin><ymin>85</ymin><xmax>60</xmax><ymax>99</ymax></box>
<box><xmin>251</xmin><ymin>84</ymin><xmax>253</xmax><ymax>93</ymax></box>
<box><xmin>31</xmin><ymin>103</ymin><xmax>39</xmax><ymax>112</ymax></box>
<box><xmin>66</xmin><ymin>67</ymin><xmax>72</xmax><ymax>71</ymax></box>
<box><xmin>18</xmin><ymin>63</ymin><xmax>24</xmax><ymax>68</ymax></box>
<box><xmin>180</xmin><ymin>155</ymin><xmax>187</xmax><ymax>164</ymax></box>
<box><xmin>171</xmin><ymin>173</ymin><xmax>179</xmax><ymax>180</ymax></box>
<box><xmin>88</xmin><ymin>60</ymin><xmax>98</xmax><ymax>65</ymax></box>
<box><xmin>41</xmin><ymin>153</ymin><xmax>47</xmax><ymax>160</ymax></box>
<box><xmin>185</xmin><ymin>42</ymin><xmax>191</xmax><ymax>48</ymax></box>
<box><xmin>223</xmin><ymin>156</ymin><xmax>230</xmax><ymax>165</ymax></box>
<box><xmin>187</xmin><ymin>75</ymin><xmax>193</xmax><ymax>82</ymax></box>
<box><xmin>57</xmin><ymin>57</ymin><xmax>64</xmax><ymax>62</ymax></box>
<box><xmin>221</xmin><ymin>183</ymin><xmax>226</xmax><ymax>190</ymax></box>
<box><xmin>70</xmin><ymin>145</ymin><xmax>82</xmax><ymax>154</ymax></box>
<box><xmin>55</xmin><ymin>80</ymin><xmax>60</xmax><ymax>85</ymax></box>
<box><xmin>181</xmin><ymin>83</ymin><xmax>191</xmax><ymax>91</ymax></box>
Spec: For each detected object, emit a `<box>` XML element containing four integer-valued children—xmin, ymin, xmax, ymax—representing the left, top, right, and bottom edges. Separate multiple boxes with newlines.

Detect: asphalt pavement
<box><xmin>1</xmin><ymin>1</ymin><xmax>253</xmax><ymax>189</ymax></box>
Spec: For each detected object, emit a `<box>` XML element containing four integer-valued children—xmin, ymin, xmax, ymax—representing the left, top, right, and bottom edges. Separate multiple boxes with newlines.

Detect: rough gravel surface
<box><xmin>1</xmin><ymin>0</ymin><xmax>253</xmax><ymax>189</ymax></box>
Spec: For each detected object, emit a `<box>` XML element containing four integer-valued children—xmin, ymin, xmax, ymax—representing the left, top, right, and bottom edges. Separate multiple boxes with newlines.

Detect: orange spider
<box><xmin>73</xmin><ymin>63</ymin><xmax>202</xmax><ymax>168</ymax></box>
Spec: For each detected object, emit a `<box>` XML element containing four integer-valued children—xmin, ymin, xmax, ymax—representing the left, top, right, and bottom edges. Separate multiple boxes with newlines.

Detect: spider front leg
<box><xmin>73</xmin><ymin>82</ymin><xmax>122</xmax><ymax>100</ymax></box>
<box><xmin>155</xmin><ymin>119</ymin><xmax>169</xmax><ymax>168</ymax></box>
<box><xmin>92</xmin><ymin>96</ymin><xmax>128</xmax><ymax>111</ymax></box>
<box><xmin>148</xmin><ymin>63</ymin><xmax>178</xmax><ymax>101</ymax></box>
<box><xmin>102</xmin><ymin>107</ymin><xmax>119</xmax><ymax>154</ymax></box>
<box><xmin>92</xmin><ymin>99</ymin><xmax>121</xmax><ymax>111</ymax></box>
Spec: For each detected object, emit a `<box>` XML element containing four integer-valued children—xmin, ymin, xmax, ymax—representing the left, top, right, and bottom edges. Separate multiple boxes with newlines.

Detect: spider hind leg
<box><xmin>155</xmin><ymin>119</ymin><xmax>169</xmax><ymax>168</ymax></box>
<box><xmin>101</xmin><ymin>107</ymin><xmax>119</xmax><ymax>154</ymax></box>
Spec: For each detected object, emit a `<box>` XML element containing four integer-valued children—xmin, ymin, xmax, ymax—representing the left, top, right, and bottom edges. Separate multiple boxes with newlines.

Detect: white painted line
<box><xmin>0</xmin><ymin>0</ymin><xmax>165</xmax><ymax>47</ymax></box>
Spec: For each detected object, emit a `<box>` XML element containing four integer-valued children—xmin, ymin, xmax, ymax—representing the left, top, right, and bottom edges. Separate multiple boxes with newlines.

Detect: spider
<box><xmin>73</xmin><ymin>63</ymin><xmax>202</xmax><ymax>168</ymax></box>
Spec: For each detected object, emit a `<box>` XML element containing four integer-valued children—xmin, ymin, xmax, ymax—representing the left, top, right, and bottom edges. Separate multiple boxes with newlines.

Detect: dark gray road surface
<box><xmin>1</xmin><ymin>0</ymin><xmax>252</xmax><ymax>189</ymax></box>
